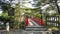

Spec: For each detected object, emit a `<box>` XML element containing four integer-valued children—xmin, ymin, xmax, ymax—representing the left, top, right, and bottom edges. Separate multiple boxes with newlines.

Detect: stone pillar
<box><xmin>6</xmin><ymin>22</ymin><xmax>9</xmax><ymax>31</ymax></box>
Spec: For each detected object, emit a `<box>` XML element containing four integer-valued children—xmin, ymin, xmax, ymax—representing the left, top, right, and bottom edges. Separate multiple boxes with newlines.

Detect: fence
<box><xmin>46</xmin><ymin>16</ymin><xmax>60</xmax><ymax>27</ymax></box>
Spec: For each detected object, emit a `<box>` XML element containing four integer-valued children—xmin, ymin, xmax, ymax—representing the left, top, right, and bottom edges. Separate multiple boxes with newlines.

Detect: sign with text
<box><xmin>46</xmin><ymin>16</ymin><xmax>59</xmax><ymax>27</ymax></box>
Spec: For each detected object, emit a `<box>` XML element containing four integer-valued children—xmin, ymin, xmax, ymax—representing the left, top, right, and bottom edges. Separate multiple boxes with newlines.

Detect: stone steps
<box><xmin>26</xmin><ymin>26</ymin><xmax>47</xmax><ymax>31</ymax></box>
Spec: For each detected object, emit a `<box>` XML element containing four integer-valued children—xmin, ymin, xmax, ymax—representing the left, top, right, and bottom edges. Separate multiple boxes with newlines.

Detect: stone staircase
<box><xmin>26</xmin><ymin>26</ymin><xmax>47</xmax><ymax>31</ymax></box>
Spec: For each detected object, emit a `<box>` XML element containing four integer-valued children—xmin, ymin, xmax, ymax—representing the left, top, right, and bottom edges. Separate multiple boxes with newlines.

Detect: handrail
<box><xmin>31</xmin><ymin>18</ymin><xmax>44</xmax><ymax>26</ymax></box>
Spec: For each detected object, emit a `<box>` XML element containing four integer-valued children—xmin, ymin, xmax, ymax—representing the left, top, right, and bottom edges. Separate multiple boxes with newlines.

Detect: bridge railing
<box><xmin>25</xmin><ymin>17</ymin><xmax>29</xmax><ymax>26</ymax></box>
<box><xmin>46</xmin><ymin>16</ymin><xmax>60</xmax><ymax>27</ymax></box>
<box><xmin>31</xmin><ymin>18</ymin><xmax>44</xmax><ymax>26</ymax></box>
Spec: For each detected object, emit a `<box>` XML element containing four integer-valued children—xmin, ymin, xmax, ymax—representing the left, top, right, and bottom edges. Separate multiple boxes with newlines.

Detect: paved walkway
<box><xmin>0</xmin><ymin>29</ymin><xmax>51</xmax><ymax>34</ymax></box>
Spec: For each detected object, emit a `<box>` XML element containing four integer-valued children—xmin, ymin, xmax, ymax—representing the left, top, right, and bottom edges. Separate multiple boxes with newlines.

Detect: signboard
<box><xmin>46</xmin><ymin>16</ymin><xmax>59</xmax><ymax>27</ymax></box>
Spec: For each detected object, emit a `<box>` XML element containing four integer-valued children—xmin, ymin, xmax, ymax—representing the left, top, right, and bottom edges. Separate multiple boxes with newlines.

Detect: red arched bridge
<box><xmin>25</xmin><ymin>17</ymin><xmax>44</xmax><ymax>26</ymax></box>
<box><xmin>25</xmin><ymin>17</ymin><xmax>47</xmax><ymax>31</ymax></box>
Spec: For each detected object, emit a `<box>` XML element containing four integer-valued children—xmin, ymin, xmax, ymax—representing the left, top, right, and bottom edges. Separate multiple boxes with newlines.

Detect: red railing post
<box><xmin>25</xmin><ymin>17</ymin><xmax>28</xmax><ymax>26</ymax></box>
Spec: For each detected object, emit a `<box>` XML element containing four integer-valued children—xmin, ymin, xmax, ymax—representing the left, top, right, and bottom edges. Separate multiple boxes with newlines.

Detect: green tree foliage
<box><xmin>0</xmin><ymin>2</ymin><xmax>11</xmax><ymax>22</ymax></box>
<box><xmin>1</xmin><ymin>3</ymin><xmax>11</xmax><ymax>12</ymax></box>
